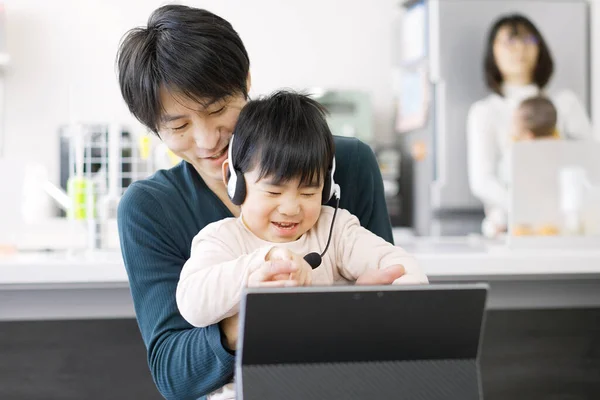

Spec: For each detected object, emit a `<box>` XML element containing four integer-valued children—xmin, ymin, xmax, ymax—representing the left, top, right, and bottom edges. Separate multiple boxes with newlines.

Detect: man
<box><xmin>116</xmin><ymin>5</ymin><xmax>403</xmax><ymax>399</ymax></box>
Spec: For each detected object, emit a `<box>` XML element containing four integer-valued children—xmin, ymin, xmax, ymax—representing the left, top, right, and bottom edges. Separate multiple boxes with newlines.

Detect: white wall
<box><xmin>591</xmin><ymin>0</ymin><xmax>600</xmax><ymax>135</ymax></box>
<box><xmin>2</xmin><ymin>0</ymin><xmax>401</xmax><ymax>185</ymax></box>
<box><xmin>2</xmin><ymin>0</ymin><xmax>599</xmax><ymax>194</ymax></box>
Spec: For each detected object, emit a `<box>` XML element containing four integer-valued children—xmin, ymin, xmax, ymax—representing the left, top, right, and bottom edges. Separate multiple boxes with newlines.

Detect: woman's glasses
<box><xmin>497</xmin><ymin>34</ymin><xmax>539</xmax><ymax>48</ymax></box>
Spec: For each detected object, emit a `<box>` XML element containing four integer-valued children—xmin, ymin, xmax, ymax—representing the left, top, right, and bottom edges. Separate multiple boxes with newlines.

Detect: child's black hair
<box><xmin>231</xmin><ymin>90</ymin><xmax>335</xmax><ymax>187</ymax></box>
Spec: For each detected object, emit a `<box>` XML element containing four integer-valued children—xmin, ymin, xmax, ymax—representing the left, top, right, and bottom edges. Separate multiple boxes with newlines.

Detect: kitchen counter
<box><xmin>2</xmin><ymin>234</ymin><xmax>600</xmax><ymax>320</ymax></box>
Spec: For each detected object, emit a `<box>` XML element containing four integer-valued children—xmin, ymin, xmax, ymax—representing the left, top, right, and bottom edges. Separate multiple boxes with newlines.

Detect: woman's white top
<box><xmin>466</xmin><ymin>83</ymin><xmax>593</xmax><ymax>216</ymax></box>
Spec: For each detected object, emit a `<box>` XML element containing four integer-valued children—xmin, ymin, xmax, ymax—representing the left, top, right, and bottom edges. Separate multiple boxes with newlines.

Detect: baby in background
<box><xmin>512</xmin><ymin>95</ymin><xmax>559</xmax><ymax>141</ymax></box>
<box><xmin>483</xmin><ymin>95</ymin><xmax>559</xmax><ymax>238</ymax></box>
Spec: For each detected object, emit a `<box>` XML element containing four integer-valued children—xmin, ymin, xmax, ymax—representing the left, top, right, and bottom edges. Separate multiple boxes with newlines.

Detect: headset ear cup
<box><xmin>230</xmin><ymin>170</ymin><xmax>247</xmax><ymax>205</ymax></box>
<box><xmin>322</xmin><ymin>156</ymin><xmax>339</xmax><ymax>205</ymax></box>
<box><xmin>322</xmin><ymin>166</ymin><xmax>338</xmax><ymax>205</ymax></box>
<box><xmin>322</xmin><ymin>174</ymin><xmax>331</xmax><ymax>205</ymax></box>
<box><xmin>226</xmin><ymin>170</ymin><xmax>236</xmax><ymax>201</ymax></box>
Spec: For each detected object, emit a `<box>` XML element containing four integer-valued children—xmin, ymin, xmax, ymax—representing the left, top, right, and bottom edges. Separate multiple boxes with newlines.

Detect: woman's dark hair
<box><xmin>231</xmin><ymin>90</ymin><xmax>335</xmax><ymax>187</ymax></box>
<box><xmin>116</xmin><ymin>5</ymin><xmax>250</xmax><ymax>134</ymax></box>
<box><xmin>483</xmin><ymin>14</ymin><xmax>553</xmax><ymax>95</ymax></box>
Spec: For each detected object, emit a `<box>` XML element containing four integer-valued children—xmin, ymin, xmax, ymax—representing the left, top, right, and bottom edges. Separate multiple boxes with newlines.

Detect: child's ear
<box><xmin>523</xmin><ymin>130</ymin><xmax>535</xmax><ymax>141</ymax></box>
<box><xmin>515</xmin><ymin>130</ymin><xmax>535</xmax><ymax>142</ymax></box>
<box><xmin>222</xmin><ymin>160</ymin><xmax>230</xmax><ymax>186</ymax></box>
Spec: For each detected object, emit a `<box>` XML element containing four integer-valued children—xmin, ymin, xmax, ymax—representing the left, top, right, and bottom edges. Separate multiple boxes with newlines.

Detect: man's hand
<box><xmin>219</xmin><ymin>313</ymin><xmax>239</xmax><ymax>351</ymax></box>
<box><xmin>355</xmin><ymin>265</ymin><xmax>405</xmax><ymax>285</ymax></box>
<box><xmin>265</xmin><ymin>247</ymin><xmax>312</xmax><ymax>286</ymax></box>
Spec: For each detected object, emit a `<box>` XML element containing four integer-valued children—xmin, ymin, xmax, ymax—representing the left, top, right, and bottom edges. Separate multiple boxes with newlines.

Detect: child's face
<box><xmin>511</xmin><ymin>108</ymin><xmax>534</xmax><ymax>142</ymax></box>
<box><xmin>240</xmin><ymin>167</ymin><xmax>324</xmax><ymax>243</ymax></box>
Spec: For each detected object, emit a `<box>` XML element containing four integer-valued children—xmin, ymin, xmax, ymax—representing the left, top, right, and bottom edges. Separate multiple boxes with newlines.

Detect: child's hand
<box><xmin>356</xmin><ymin>265</ymin><xmax>405</xmax><ymax>285</ymax></box>
<box><xmin>247</xmin><ymin>258</ymin><xmax>298</xmax><ymax>288</ymax></box>
<box><xmin>266</xmin><ymin>247</ymin><xmax>312</xmax><ymax>286</ymax></box>
<box><xmin>391</xmin><ymin>265</ymin><xmax>429</xmax><ymax>285</ymax></box>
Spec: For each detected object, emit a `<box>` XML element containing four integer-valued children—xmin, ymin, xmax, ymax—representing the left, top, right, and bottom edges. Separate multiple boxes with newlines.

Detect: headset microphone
<box><xmin>303</xmin><ymin>193</ymin><xmax>340</xmax><ymax>269</ymax></box>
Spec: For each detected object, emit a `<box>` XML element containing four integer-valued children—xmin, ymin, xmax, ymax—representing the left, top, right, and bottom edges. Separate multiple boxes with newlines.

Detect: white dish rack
<box><xmin>56</xmin><ymin>123</ymin><xmax>155</xmax><ymax>249</ymax></box>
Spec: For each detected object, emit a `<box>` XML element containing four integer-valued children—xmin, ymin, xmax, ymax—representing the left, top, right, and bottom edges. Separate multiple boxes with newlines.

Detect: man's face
<box><xmin>157</xmin><ymin>87</ymin><xmax>247</xmax><ymax>184</ymax></box>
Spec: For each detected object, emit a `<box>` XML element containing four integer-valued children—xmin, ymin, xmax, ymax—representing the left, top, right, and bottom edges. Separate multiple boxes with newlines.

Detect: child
<box><xmin>512</xmin><ymin>95</ymin><xmax>559</xmax><ymax>141</ymax></box>
<box><xmin>482</xmin><ymin>95</ymin><xmax>559</xmax><ymax>237</ymax></box>
<box><xmin>176</xmin><ymin>90</ymin><xmax>427</xmax><ymax>327</ymax></box>
<box><xmin>176</xmin><ymin>90</ymin><xmax>427</xmax><ymax>399</ymax></box>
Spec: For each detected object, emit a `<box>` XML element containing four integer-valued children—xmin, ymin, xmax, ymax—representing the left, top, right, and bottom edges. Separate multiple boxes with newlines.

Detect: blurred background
<box><xmin>1</xmin><ymin>1</ymin><xmax>599</xmax><ymax>399</ymax></box>
<box><xmin>1</xmin><ymin>0</ymin><xmax>408</xmax><ymax>249</ymax></box>
<box><xmin>0</xmin><ymin>0</ymin><xmax>599</xmax><ymax>246</ymax></box>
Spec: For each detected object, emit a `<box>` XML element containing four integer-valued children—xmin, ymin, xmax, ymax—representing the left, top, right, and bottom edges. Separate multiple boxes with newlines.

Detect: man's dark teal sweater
<box><xmin>117</xmin><ymin>136</ymin><xmax>394</xmax><ymax>399</ymax></box>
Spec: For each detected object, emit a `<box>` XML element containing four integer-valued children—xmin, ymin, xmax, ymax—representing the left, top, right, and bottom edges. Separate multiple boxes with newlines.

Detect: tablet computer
<box><xmin>236</xmin><ymin>283</ymin><xmax>488</xmax><ymax>400</ymax></box>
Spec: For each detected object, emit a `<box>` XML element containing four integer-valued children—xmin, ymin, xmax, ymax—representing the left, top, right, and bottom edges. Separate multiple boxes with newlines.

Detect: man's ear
<box><xmin>246</xmin><ymin>72</ymin><xmax>252</xmax><ymax>96</ymax></box>
<box><xmin>222</xmin><ymin>159</ymin><xmax>230</xmax><ymax>186</ymax></box>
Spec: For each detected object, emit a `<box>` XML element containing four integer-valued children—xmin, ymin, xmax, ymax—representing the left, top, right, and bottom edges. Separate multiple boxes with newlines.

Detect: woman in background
<box><xmin>466</xmin><ymin>14</ymin><xmax>592</xmax><ymax>237</ymax></box>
